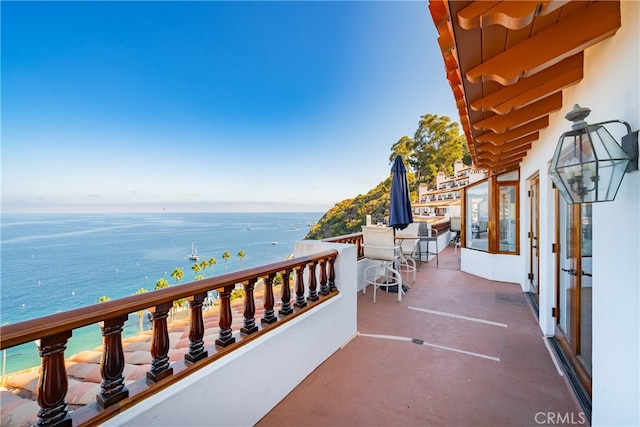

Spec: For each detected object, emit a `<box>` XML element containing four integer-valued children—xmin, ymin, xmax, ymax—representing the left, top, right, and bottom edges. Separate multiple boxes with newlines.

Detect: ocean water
<box><xmin>0</xmin><ymin>212</ymin><xmax>321</xmax><ymax>374</ymax></box>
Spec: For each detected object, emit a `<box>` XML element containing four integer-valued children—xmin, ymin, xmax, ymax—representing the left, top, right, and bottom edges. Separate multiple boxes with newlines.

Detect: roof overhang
<box><xmin>429</xmin><ymin>0</ymin><xmax>621</xmax><ymax>173</ymax></box>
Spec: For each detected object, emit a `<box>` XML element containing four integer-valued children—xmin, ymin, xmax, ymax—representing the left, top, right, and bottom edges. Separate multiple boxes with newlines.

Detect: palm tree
<box><xmin>170</xmin><ymin>267</ymin><xmax>184</xmax><ymax>285</ymax></box>
<box><xmin>222</xmin><ymin>251</ymin><xmax>231</xmax><ymax>273</ymax></box>
<box><xmin>209</xmin><ymin>257</ymin><xmax>217</xmax><ymax>277</ymax></box>
<box><xmin>96</xmin><ymin>295</ymin><xmax>111</xmax><ymax>303</ymax></box>
<box><xmin>237</xmin><ymin>250</ymin><xmax>246</xmax><ymax>270</ymax></box>
<box><xmin>155</xmin><ymin>278</ymin><xmax>170</xmax><ymax>290</ymax></box>
<box><xmin>135</xmin><ymin>288</ymin><xmax>148</xmax><ymax>331</ymax></box>
<box><xmin>200</xmin><ymin>259</ymin><xmax>209</xmax><ymax>276</ymax></box>
<box><xmin>191</xmin><ymin>262</ymin><xmax>201</xmax><ymax>279</ymax></box>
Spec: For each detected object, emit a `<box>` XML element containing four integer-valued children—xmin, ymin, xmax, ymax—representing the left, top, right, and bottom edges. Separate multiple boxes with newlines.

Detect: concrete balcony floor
<box><xmin>257</xmin><ymin>246</ymin><xmax>584</xmax><ymax>427</ymax></box>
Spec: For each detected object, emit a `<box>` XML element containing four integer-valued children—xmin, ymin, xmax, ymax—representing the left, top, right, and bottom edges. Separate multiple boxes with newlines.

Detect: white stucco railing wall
<box><xmin>105</xmin><ymin>241</ymin><xmax>357</xmax><ymax>427</ymax></box>
<box><xmin>459</xmin><ymin>248</ymin><xmax>524</xmax><ymax>286</ymax></box>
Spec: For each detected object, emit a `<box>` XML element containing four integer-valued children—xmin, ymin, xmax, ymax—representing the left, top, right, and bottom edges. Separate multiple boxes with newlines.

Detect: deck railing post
<box><xmin>185</xmin><ymin>292</ymin><xmax>208</xmax><ymax>364</ymax></box>
<box><xmin>328</xmin><ymin>257</ymin><xmax>337</xmax><ymax>292</ymax></box>
<box><xmin>36</xmin><ymin>331</ymin><xmax>72</xmax><ymax>427</ymax></box>
<box><xmin>318</xmin><ymin>259</ymin><xmax>329</xmax><ymax>296</ymax></box>
<box><xmin>261</xmin><ymin>273</ymin><xmax>277</xmax><ymax>325</ymax></box>
<box><xmin>97</xmin><ymin>315</ymin><xmax>129</xmax><ymax>408</ymax></box>
<box><xmin>216</xmin><ymin>285</ymin><xmax>236</xmax><ymax>347</ymax></box>
<box><xmin>241</xmin><ymin>279</ymin><xmax>258</xmax><ymax>335</ymax></box>
<box><xmin>278</xmin><ymin>269</ymin><xmax>293</xmax><ymax>316</ymax></box>
<box><xmin>146</xmin><ymin>302</ymin><xmax>174</xmax><ymax>383</ymax></box>
<box><xmin>307</xmin><ymin>261</ymin><xmax>319</xmax><ymax>302</ymax></box>
<box><xmin>294</xmin><ymin>265</ymin><xmax>307</xmax><ymax>308</ymax></box>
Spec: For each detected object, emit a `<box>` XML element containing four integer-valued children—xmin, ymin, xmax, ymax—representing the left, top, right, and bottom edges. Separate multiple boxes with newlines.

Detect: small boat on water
<box><xmin>188</xmin><ymin>242</ymin><xmax>199</xmax><ymax>261</ymax></box>
<box><xmin>271</xmin><ymin>241</ymin><xmax>278</xmax><ymax>245</ymax></box>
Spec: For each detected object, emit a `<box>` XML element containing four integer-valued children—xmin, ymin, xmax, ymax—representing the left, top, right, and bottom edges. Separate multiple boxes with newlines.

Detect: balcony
<box><xmin>0</xmin><ymin>235</ymin><xmax>582</xmax><ymax>426</ymax></box>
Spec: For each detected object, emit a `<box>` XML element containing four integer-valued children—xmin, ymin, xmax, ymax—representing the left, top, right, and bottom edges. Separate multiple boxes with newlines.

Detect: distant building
<box><xmin>413</xmin><ymin>161</ymin><xmax>486</xmax><ymax>219</ymax></box>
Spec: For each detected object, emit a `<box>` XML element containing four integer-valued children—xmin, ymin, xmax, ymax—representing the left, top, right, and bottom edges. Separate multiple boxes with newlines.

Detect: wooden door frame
<box><xmin>553</xmin><ymin>191</ymin><xmax>592</xmax><ymax>397</ymax></box>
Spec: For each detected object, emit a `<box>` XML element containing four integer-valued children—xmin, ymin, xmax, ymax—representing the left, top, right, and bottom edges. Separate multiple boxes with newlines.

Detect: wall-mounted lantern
<box><xmin>549</xmin><ymin>104</ymin><xmax>638</xmax><ymax>204</ymax></box>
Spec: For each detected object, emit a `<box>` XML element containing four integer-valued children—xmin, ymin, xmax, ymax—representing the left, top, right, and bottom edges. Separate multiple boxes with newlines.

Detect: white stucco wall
<box><xmin>105</xmin><ymin>241</ymin><xmax>357</xmax><ymax>427</ymax></box>
<box><xmin>460</xmin><ymin>248</ymin><xmax>524</xmax><ymax>285</ymax></box>
<box><xmin>519</xmin><ymin>1</ymin><xmax>639</xmax><ymax>425</ymax></box>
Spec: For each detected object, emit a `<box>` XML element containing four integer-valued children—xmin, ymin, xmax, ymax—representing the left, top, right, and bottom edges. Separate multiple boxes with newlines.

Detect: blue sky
<box><xmin>1</xmin><ymin>1</ymin><xmax>458</xmax><ymax>213</ymax></box>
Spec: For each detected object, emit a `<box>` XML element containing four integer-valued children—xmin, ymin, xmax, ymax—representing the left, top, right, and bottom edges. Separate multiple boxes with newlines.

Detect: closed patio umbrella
<box><xmin>389</xmin><ymin>155</ymin><xmax>413</xmax><ymax>230</ymax></box>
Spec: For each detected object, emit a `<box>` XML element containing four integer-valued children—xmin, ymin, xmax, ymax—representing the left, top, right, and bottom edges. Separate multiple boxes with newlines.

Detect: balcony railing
<box><xmin>323</xmin><ymin>232</ymin><xmax>364</xmax><ymax>260</ymax></box>
<box><xmin>0</xmin><ymin>249</ymin><xmax>339</xmax><ymax>427</ymax></box>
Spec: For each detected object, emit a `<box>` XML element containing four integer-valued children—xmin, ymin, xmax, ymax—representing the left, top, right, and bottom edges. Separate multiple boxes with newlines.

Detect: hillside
<box><xmin>306</xmin><ymin>175</ymin><xmax>415</xmax><ymax>240</ymax></box>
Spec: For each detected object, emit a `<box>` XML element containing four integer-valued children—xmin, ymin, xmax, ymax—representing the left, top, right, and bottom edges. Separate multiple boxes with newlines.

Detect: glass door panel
<box><xmin>529</xmin><ymin>177</ymin><xmax>540</xmax><ymax>298</ymax></box>
<box><xmin>579</xmin><ymin>205</ymin><xmax>593</xmax><ymax>375</ymax></box>
<box><xmin>557</xmin><ymin>197</ymin><xmax>572</xmax><ymax>340</ymax></box>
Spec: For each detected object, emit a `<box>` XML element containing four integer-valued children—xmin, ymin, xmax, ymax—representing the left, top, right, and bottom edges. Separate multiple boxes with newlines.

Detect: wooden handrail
<box><xmin>0</xmin><ymin>249</ymin><xmax>339</xmax><ymax>427</ymax></box>
<box><xmin>323</xmin><ymin>233</ymin><xmax>364</xmax><ymax>260</ymax></box>
<box><xmin>0</xmin><ymin>249</ymin><xmax>338</xmax><ymax>350</ymax></box>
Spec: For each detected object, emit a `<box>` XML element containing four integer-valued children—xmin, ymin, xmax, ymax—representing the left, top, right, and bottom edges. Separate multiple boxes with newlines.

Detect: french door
<box><xmin>527</xmin><ymin>175</ymin><xmax>540</xmax><ymax>308</ymax></box>
<box><xmin>555</xmin><ymin>193</ymin><xmax>592</xmax><ymax>397</ymax></box>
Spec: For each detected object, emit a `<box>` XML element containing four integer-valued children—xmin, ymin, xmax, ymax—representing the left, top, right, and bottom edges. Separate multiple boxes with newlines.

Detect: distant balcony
<box><xmin>1</xmin><ymin>234</ymin><xmax>582</xmax><ymax>426</ymax></box>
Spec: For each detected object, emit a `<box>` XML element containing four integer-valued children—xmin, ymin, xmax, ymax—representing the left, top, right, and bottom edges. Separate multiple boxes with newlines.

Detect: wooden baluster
<box><xmin>294</xmin><ymin>265</ymin><xmax>307</xmax><ymax>308</ymax></box>
<box><xmin>261</xmin><ymin>273</ymin><xmax>277</xmax><ymax>325</ymax></box>
<box><xmin>97</xmin><ymin>315</ymin><xmax>129</xmax><ymax>408</ymax></box>
<box><xmin>241</xmin><ymin>279</ymin><xmax>258</xmax><ymax>335</ymax></box>
<box><xmin>307</xmin><ymin>261</ymin><xmax>319</xmax><ymax>302</ymax></box>
<box><xmin>216</xmin><ymin>285</ymin><xmax>236</xmax><ymax>347</ymax></box>
<box><xmin>185</xmin><ymin>292</ymin><xmax>208</xmax><ymax>364</ymax></box>
<box><xmin>318</xmin><ymin>259</ymin><xmax>329</xmax><ymax>296</ymax></box>
<box><xmin>36</xmin><ymin>331</ymin><xmax>72</xmax><ymax>427</ymax></box>
<box><xmin>328</xmin><ymin>256</ymin><xmax>337</xmax><ymax>292</ymax></box>
<box><xmin>278</xmin><ymin>269</ymin><xmax>293</xmax><ymax>316</ymax></box>
<box><xmin>146</xmin><ymin>302</ymin><xmax>173</xmax><ymax>383</ymax></box>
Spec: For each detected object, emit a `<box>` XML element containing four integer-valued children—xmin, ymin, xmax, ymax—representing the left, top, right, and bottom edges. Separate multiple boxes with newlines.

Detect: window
<box><xmin>465</xmin><ymin>181</ymin><xmax>489</xmax><ymax>251</ymax></box>
<box><xmin>463</xmin><ymin>169</ymin><xmax>520</xmax><ymax>254</ymax></box>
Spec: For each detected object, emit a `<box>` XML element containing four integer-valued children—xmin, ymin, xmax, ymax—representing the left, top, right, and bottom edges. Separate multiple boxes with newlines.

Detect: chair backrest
<box><xmin>362</xmin><ymin>226</ymin><xmax>396</xmax><ymax>262</ymax></box>
<box><xmin>450</xmin><ymin>217</ymin><xmax>461</xmax><ymax>232</ymax></box>
<box><xmin>399</xmin><ymin>223</ymin><xmax>420</xmax><ymax>253</ymax></box>
<box><xmin>403</xmin><ymin>222</ymin><xmax>420</xmax><ymax>236</ymax></box>
<box><xmin>418</xmin><ymin>221</ymin><xmax>430</xmax><ymax>236</ymax></box>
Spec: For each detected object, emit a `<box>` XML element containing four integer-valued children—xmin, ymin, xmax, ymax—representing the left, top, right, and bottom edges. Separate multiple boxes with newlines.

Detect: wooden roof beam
<box><xmin>477</xmin><ymin>133</ymin><xmax>537</xmax><ymax>155</ymax></box>
<box><xmin>470</xmin><ymin>53</ymin><xmax>583</xmax><ymax>114</ymax></box>
<box><xmin>466</xmin><ymin>1</ymin><xmax>621</xmax><ymax>85</ymax></box>
<box><xmin>459</xmin><ymin>1</ymin><xmax>572</xmax><ymax>31</ymax></box>
<box><xmin>473</xmin><ymin>92</ymin><xmax>562</xmax><ymax>133</ymax></box>
<box><xmin>476</xmin><ymin>117</ymin><xmax>548</xmax><ymax>145</ymax></box>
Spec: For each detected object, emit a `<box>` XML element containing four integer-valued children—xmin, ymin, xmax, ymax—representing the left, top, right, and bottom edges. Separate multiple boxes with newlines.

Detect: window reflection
<box><xmin>465</xmin><ymin>181</ymin><xmax>489</xmax><ymax>251</ymax></box>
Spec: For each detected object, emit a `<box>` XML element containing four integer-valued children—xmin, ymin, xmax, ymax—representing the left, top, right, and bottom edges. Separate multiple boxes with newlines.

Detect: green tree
<box><xmin>222</xmin><ymin>251</ymin><xmax>231</xmax><ymax>273</ymax></box>
<box><xmin>209</xmin><ymin>257</ymin><xmax>217</xmax><ymax>277</ymax></box>
<box><xmin>411</xmin><ymin>114</ymin><xmax>466</xmax><ymax>186</ymax></box>
<box><xmin>134</xmin><ymin>288</ymin><xmax>148</xmax><ymax>332</ymax></box>
<box><xmin>170</xmin><ymin>268</ymin><xmax>184</xmax><ymax>285</ymax></box>
<box><xmin>155</xmin><ymin>278</ymin><xmax>170</xmax><ymax>290</ymax></box>
<box><xmin>237</xmin><ymin>250</ymin><xmax>246</xmax><ymax>270</ymax></box>
<box><xmin>389</xmin><ymin>135</ymin><xmax>417</xmax><ymax>171</ymax></box>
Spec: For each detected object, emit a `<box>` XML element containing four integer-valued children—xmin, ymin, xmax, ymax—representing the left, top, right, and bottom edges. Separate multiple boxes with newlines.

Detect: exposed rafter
<box><xmin>429</xmin><ymin>0</ymin><xmax>622</xmax><ymax>172</ymax></box>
